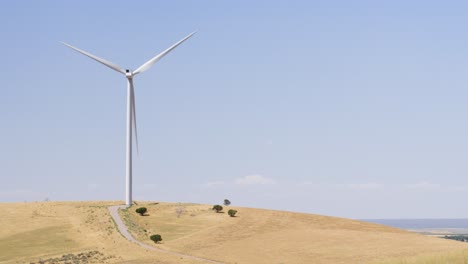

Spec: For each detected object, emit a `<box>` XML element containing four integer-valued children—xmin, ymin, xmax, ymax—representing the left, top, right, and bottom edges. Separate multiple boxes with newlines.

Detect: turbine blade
<box><xmin>133</xmin><ymin>31</ymin><xmax>197</xmax><ymax>75</ymax></box>
<box><xmin>62</xmin><ymin>42</ymin><xmax>126</xmax><ymax>75</ymax></box>
<box><xmin>131</xmin><ymin>84</ymin><xmax>139</xmax><ymax>155</ymax></box>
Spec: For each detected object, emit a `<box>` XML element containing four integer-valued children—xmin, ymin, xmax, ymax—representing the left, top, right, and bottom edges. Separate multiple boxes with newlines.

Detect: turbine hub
<box><xmin>125</xmin><ymin>69</ymin><xmax>133</xmax><ymax>78</ymax></box>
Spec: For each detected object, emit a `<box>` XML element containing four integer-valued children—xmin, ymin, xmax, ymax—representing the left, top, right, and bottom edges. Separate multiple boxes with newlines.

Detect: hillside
<box><xmin>1</xmin><ymin>201</ymin><xmax>467</xmax><ymax>264</ymax></box>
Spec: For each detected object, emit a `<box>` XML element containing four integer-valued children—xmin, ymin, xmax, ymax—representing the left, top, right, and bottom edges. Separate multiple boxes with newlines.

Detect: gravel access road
<box><xmin>108</xmin><ymin>205</ymin><xmax>223</xmax><ymax>264</ymax></box>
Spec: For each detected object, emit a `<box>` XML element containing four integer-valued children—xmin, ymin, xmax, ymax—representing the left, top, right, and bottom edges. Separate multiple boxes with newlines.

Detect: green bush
<box><xmin>212</xmin><ymin>204</ymin><xmax>223</xmax><ymax>213</ymax></box>
<box><xmin>228</xmin><ymin>209</ymin><xmax>237</xmax><ymax>217</ymax></box>
<box><xmin>224</xmin><ymin>199</ymin><xmax>231</xmax><ymax>206</ymax></box>
<box><xmin>150</xmin><ymin>234</ymin><xmax>162</xmax><ymax>243</ymax></box>
<box><xmin>135</xmin><ymin>207</ymin><xmax>147</xmax><ymax>216</ymax></box>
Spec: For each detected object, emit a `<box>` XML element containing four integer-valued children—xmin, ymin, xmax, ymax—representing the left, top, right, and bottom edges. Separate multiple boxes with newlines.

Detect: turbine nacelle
<box><xmin>125</xmin><ymin>69</ymin><xmax>133</xmax><ymax>78</ymax></box>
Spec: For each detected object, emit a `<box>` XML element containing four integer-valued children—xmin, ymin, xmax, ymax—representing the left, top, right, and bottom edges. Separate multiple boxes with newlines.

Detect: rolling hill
<box><xmin>1</xmin><ymin>201</ymin><xmax>467</xmax><ymax>263</ymax></box>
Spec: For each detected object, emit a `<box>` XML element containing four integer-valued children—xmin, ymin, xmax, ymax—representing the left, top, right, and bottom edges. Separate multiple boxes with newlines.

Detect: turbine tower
<box><xmin>63</xmin><ymin>32</ymin><xmax>196</xmax><ymax>206</ymax></box>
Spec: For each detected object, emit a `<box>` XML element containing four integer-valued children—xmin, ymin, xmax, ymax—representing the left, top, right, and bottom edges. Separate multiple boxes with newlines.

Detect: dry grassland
<box><xmin>123</xmin><ymin>202</ymin><xmax>468</xmax><ymax>264</ymax></box>
<box><xmin>0</xmin><ymin>201</ymin><xmax>207</xmax><ymax>264</ymax></box>
<box><xmin>1</xmin><ymin>201</ymin><xmax>468</xmax><ymax>264</ymax></box>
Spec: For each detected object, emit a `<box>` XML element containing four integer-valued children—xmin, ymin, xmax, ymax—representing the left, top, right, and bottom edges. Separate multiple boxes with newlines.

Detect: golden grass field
<box><xmin>1</xmin><ymin>201</ymin><xmax>468</xmax><ymax>264</ymax></box>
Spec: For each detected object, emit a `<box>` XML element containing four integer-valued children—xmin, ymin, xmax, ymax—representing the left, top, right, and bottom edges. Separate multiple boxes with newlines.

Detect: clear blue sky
<box><xmin>2</xmin><ymin>1</ymin><xmax>468</xmax><ymax>218</ymax></box>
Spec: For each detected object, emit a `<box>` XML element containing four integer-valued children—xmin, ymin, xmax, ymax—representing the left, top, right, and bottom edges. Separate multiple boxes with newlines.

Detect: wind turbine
<box><xmin>63</xmin><ymin>31</ymin><xmax>196</xmax><ymax>206</ymax></box>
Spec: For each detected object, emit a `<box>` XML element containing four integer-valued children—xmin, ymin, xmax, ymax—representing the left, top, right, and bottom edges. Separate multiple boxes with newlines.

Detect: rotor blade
<box><xmin>133</xmin><ymin>31</ymin><xmax>197</xmax><ymax>75</ymax></box>
<box><xmin>131</xmin><ymin>84</ymin><xmax>139</xmax><ymax>155</ymax></box>
<box><xmin>62</xmin><ymin>42</ymin><xmax>126</xmax><ymax>75</ymax></box>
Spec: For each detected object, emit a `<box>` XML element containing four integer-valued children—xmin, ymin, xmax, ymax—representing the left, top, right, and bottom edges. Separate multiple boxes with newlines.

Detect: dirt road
<box><xmin>108</xmin><ymin>205</ymin><xmax>223</xmax><ymax>264</ymax></box>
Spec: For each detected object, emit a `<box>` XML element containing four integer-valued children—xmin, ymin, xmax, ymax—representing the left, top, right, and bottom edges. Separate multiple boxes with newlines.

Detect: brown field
<box><xmin>1</xmin><ymin>201</ymin><xmax>468</xmax><ymax>264</ymax></box>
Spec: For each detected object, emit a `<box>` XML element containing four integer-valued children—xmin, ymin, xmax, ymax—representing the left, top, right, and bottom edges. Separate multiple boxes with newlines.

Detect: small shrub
<box><xmin>228</xmin><ymin>209</ymin><xmax>237</xmax><ymax>217</ymax></box>
<box><xmin>212</xmin><ymin>204</ymin><xmax>223</xmax><ymax>213</ymax></box>
<box><xmin>150</xmin><ymin>234</ymin><xmax>162</xmax><ymax>243</ymax></box>
<box><xmin>135</xmin><ymin>207</ymin><xmax>147</xmax><ymax>216</ymax></box>
<box><xmin>175</xmin><ymin>207</ymin><xmax>186</xmax><ymax>218</ymax></box>
<box><xmin>223</xmin><ymin>199</ymin><xmax>231</xmax><ymax>206</ymax></box>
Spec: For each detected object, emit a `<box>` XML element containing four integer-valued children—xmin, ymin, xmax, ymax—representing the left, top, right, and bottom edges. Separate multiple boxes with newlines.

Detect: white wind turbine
<box><xmin>63</xmin><ymin>31</ymin><xmax>196</xmax><ymax>206</ymax></box>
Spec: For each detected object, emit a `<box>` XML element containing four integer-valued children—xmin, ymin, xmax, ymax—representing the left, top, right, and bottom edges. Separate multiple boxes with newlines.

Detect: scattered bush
<box><xmin>30</xmin><ymin>251</ymin><xmax>108</xmax><ymax>264</ymax></box>
<box><xmin>223</xmin><ymin>199</ymin><xmax>231</xmax><ymax>206</ymax></box>
<box><xmin>228</xmin><ymin>209</ymin><xmax>238</xmax><ymax>217</ymax></box>
<box><xmin>150</xmin><ymin>234</ymin><xmax>162</xmax><ymax>243</ymax></box>
<box><xmin>135</xmin><ymin>207</ymin><xmax>147</xmax><ymax>216</ymax></box>
<box><xmin>444</xmin><ymin>235</ymin><xmax>468</xmax><ymax>242</ymax></box>
<box><xmin>212</xmin><ymin>204</ymin><xmax>223</xmax><ymax>213</ymax></box>
<box><xmin>175</xmin><ymin>207</ymin><xmax>186</xmax><ymax>218</ymax></box>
